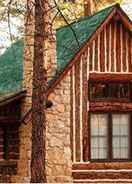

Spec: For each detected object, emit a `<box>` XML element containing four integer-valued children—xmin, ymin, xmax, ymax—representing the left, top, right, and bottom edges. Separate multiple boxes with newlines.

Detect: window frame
<box><xmin>89</xmin><ymin>81</ymin><xmax>132</xmax><ymax>102</ymax></box>
<box><xmin>89</xmin><ymin>112</ymin><xmax>132</xmax><ymax>162</ymax></box>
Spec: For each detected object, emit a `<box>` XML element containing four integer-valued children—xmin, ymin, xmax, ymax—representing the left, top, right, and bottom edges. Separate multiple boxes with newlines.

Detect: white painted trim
<box><xmin>80</xmin><ymin>57</ymin><xmax>83</xmax><ymax>162</ymax></box>
<box><xmin>74</xmin><ymin>179</ymin><xmax>132</xmax><ymax>182</ymax></box>
<box><xmin>73</xmin><ymin>161</ymin><xmax>90</xmax><ymax>164</ymax></box>
<box><xmin>72</xmin><ymin>66</ymin><xmax>76</xmax><ymax>163</ymax></box>
<box><xmin>114</xmin><ymin>22</ymin><xmax>117</xmax><ymax>72</ymax></box>
<box><xmin>89</xmin><ymin>71</ymin><xmax>132</xmax><ymax>74</ymax></box>
<box><xmin>72</xmin><ymin>169</ymin><xmax>132</xmax><ymax>173</ymax></box>
<box><xmin>126</xmin><ymin>31</ymin><xmax>129</xmax><ymax>73</ymax></box>
<box><xmin>87</xmin><ymin>47</ymin><xmax>90</xmax><ymax>80</ymax></box>
<box><xmin>104</xmin><ymin>28</ymin><xmax>107</xmax><ymax>72</ymax></box>
<box><xmin>120</xmin><ymin>24</ymin><xmax>123</xmax><ymax>73</ymax></box>
<box><xmin>98</xmin><ymin>34</ymin><xmax>100</xmax><ymax>72</ymax></box>
<box><xmin>109</xmin><ymin>24</ymin><xmax>112</xmax><ymax>72</ymax></box>
<box><xmin>92</xmin><ymin>40</ymin><xmax>95</xmax><ymax>72</ymax></box>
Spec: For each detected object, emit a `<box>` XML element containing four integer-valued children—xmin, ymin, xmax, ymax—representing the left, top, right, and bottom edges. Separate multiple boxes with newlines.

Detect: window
<box><xmin>90</xmin><ymin>82</ymin><xmax>131</xmax><ymax>101</ymax></box>
<box><xmin>90</xmin><ymin>113</ymin><xmax>131</xmax><ymax>161</ymax></box>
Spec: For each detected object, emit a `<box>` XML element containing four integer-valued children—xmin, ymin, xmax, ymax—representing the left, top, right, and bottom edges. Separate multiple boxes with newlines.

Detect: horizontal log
<box><xmin>8</xmin><ymin>147</ymin><xmax>19</xmax><ymax>153</ymax></box>
<box><xmin>0</xmin><ymin>147</ymin><xmax>4</xmax><ymax>152</ymax></box>
<box><xmin>8</xmin><ymin>154</ymin><xmax>19</xmax><ymax>160</ymax></box>
<box><xmin>0</xmin><ymin>160</ymin><xmax>17</xmax><ymax>174</ymax></box>
<box><xmin>73</xmin><ymin>171</ymin><xmax>132</xmax><ymax>180</ymax></box>
<box><xmin>73</xmin><ymin>162</ymin><xmax>132</xmax><ymax>170</ymax></box>
<box><xmin>89</xmin><ymin>73</ymin><xmax>132</xmax><ymax>82</ymax></box>
<box><xmin>8</xmin><ymin>140</ymin><xmax>19</xmax><ymax>145</ymax></box>
<box><xmin>90</xmin><ymin>102</ymin><xmax>132</xmax><ymax>111</ymax></box>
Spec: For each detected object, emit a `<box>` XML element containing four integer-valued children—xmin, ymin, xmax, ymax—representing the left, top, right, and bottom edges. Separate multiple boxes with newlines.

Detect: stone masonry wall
<box><xmin>46</xmin><ymin>72</ymin><xmax>73</xmax><ymax>183</ymax></box>
<box><xmin>11</xmin><ymin>71</ymin><xmax>73</xmax><ymax>183</ymax></box>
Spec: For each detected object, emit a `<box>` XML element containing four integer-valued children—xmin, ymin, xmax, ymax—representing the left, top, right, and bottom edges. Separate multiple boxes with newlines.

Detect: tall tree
<box><xmin>30</xmin><ymin>0</ymin><xmax>47</xmax><ymax>182</ymax></box>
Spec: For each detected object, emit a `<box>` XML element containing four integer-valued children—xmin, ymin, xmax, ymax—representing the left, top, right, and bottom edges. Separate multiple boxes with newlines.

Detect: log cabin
<box><xmin>0</xmin><ymin>3</ymin><xmax>131</xmax><ymax>183</ymax></box>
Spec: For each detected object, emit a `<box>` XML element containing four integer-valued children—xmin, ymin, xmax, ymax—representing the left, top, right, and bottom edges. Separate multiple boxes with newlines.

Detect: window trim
<box><xmin>89</xmin><ymin>112</ymin><xmax>132</xmax><ymax>162</ymax></box>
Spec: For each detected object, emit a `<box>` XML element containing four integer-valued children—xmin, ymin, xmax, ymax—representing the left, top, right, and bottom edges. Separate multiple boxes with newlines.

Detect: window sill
<box><xmin>0</xmin><ymin>160</ymin><xmax>17</xmax><ymax>174</ymax></box>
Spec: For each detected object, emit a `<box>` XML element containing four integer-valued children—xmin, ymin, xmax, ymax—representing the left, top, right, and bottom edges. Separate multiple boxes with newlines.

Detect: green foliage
<box><xmin>54</xmin><ymin>0</ymin><xmax>123</xmax><ymax>28</ymax></box>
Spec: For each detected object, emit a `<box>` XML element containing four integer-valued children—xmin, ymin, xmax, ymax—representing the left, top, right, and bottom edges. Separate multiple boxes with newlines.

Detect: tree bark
<box><xmin>30</xmin><ymin>0</ymin><xmax>47</xmax><ymax>182</ymax></box>
<box><xmin>84</xmin><ymin>0</ymin><xmax>92</xmax><ymax>16</ymax></box>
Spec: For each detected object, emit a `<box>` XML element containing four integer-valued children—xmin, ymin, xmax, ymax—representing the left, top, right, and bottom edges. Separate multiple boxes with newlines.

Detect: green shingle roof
<box><xmin>56</xmin><ymin>5</ymin><xmax>113</xmax><ymax>75</ymax></box>
<box><xmin>0</xmin><ymin>40</ymin><xmax>23</xmax><ymax>94</ymax></box>
<box><xmin>0</xmin><ymin>5</ymin><xmax>114</xmax><ymax>94</ymax></box>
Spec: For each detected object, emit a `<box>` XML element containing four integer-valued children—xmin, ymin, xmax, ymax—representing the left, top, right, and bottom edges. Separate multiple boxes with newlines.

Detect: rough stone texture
<box><xmin>46</xmin><ymin>72</ymin><xmax>73</xmax><ymax>183</ymax></box>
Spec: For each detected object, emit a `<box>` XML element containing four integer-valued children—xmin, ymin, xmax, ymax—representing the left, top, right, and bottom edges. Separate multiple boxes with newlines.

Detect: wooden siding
<box><xmin>88</xmin><ymin>20</ymin><xmax>132</xmax><ymax>73</ymax></box>
<box><xmin>71</xmin><ymin>19</ymin><xmax>132</xmax><ymax>163</ymax></box>
<box><xmin>71</xmin><ymin>50</ymin><xmax>90</xmax><ymax>163</ymax></box>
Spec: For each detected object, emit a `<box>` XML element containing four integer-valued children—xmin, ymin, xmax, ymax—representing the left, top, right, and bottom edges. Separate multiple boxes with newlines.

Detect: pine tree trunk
<box><xmin>84</xmin><ymin>0</ymin><xmax>92</xmax><ymax>16</ymax></box>
<box><xmin>30</xmin><ymin>0</ymin><xmax>47</xmax><ymax>182</ymax></box>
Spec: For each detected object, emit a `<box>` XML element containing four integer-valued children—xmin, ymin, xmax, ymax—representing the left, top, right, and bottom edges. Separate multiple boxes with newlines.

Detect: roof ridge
<box><xmin>56</xmin><ymin>3</ymin><xmax>118</xmax><ymax>32</ymax></box>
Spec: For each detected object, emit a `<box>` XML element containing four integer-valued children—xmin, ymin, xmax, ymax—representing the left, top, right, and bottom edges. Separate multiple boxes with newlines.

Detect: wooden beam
<box><xmin>73</xmin><ymin>171</ymin><xmax>132</xmax><ymax>180</ymax></box>
<box><xmin>72</xmin><ymin>162</ymin><xmax>132</xmax><ymax>170</ymax></box>
<box><xmin>90</xmin><ymin>102</ymin><xmax>132</xmax><ymax>112</ymax></box>
<box><xmin>0</xmin><ymin>90</ymin><xmax>26</xmax><ymax>107</ymax></box>
<box><xmin>89</xmin><ymin>73</ymin><xmax>132</xmax><ymax>82</ymax></box>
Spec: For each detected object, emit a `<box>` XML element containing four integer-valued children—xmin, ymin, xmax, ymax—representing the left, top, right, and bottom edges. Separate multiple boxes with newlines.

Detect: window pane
<box><xmin>91</xmin><ymin>114</ymin><xmax>107</xmax><ymax>136</ymax></box>
<box><xmin>113</xmin><ymin>114</ymin><xmax>129</xmax><ymax>136</ymax></box>
<box><xmin>121</xmin><ymin>148</ymin><xmax>128</xmax><ymax>159</ymax></box>
<box><xmin>91</xmin><ymin>148</ymin><xmax>98</xmax><ymax>159</ymax></box>
<box><xmin>91</xmin><ymin>114</ymin><xmax>108</xmax><ymax>159</ymax></box>
<box><xmin>99</xmin><ymin>148</ymin><xmax>107</xmax><ymax>159</ymax></box>
<box><xmin>90</xmin><ymin>83</ymin><xmax>108</xmax><ymax>100</ymax></box>
<box><xmin>113</xmin><ymin>137</ymin><xmax>128</xmax><ymax>148</ymax></box>
<box><xmin>91</xmin><ymin>137</ymin><xmax>107</xmax><ymax>149</ymax></box>
<box><xmin>113</xmin><ymin>148</ymin><xmax>128</xmax><ymax>159</ymax></box>
<box><xmin>112</xmin><ymin>114</ymin><xmax>130</xmax><ymax>159</ymax></box>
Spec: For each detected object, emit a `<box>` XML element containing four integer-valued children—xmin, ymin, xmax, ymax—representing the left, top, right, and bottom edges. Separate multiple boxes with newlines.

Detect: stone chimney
<box><xmin>44</xmin><ymin>9</ymin><xmax>57</xmax><ymax>81</ymax></box>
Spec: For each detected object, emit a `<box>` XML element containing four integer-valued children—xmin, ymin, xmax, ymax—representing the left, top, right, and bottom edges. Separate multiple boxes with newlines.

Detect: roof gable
<box><xmin>0</xmin><ymin>4</ymin><xmax>131</xmax><ymax>96</ymax></box>
<box><xmin>48</xmin><ymin>4</ymin><xmax>132</xmax><ymax>95</ymax></box>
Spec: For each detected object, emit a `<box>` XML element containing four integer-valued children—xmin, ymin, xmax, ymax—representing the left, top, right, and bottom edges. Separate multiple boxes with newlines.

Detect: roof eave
<box><xmin>0</xmin><ymin>90</ymin><xmax>26</xmax><ymax>107</ymax></box>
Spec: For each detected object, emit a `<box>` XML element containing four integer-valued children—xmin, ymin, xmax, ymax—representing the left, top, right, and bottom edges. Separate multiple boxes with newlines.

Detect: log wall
<box><xmin>70</xmin><ymin>19</ymin><xmax>132</xmax><ymax>182</ymax></box>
